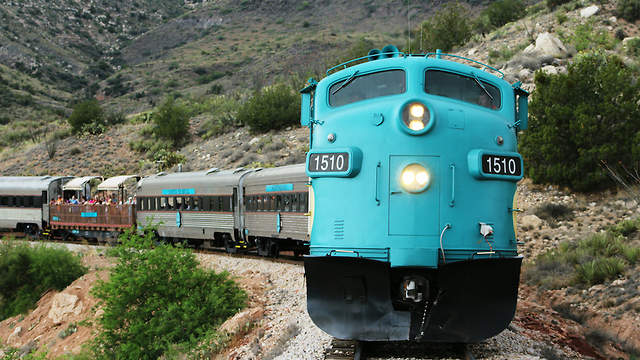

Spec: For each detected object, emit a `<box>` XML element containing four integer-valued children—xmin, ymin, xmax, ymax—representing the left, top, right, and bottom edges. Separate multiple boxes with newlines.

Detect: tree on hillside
<box><xmin>153</xmin><ymin>96</ymin><xmax>190</xmax><ymax>148</ymax></box>
<box><xmin>67</xmin><ymin>99</ymin><xmax>104</xmax><ymax>134</ymax></box>
<box><xmin>483</xmin><ymin>0</ymin><xmax>526</xmax><ymax>29</ymax></box>
<box><xmin>520</xmin><ymin>50</ymin><xmax>640</xmax><ymax>192</ymax></box>
<box><xmin>411</xmin><ymin>2</ymin><xmax>472</xmax><ymax>54</ymax></box>
<box><xmin>617</xmin><ymin>0</ymin><xmax>640</xmax><ymax>21</ymax></box>
<box><xmin>237</xmin><ymin>83</ymin><xmax>301</xmax><ymax>134</ymax></box>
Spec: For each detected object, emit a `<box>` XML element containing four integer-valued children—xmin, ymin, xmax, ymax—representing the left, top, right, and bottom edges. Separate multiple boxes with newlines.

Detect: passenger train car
<box><xmin>0</xmin><ymin>176</ymin><xmax>71</xmax><ymax>235</ymax></box>
<box><xmin>301</xmin><ymin>46</ymin><xmax>529</xmax><ymax>343</ymax></box>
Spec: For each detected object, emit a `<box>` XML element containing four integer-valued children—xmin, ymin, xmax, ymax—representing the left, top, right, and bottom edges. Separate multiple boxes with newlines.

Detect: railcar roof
<box><xmin>63</xmin><ymin>176</ymin><xmax>101</xmax><ymax>191</ymax></box>
<box><xmin>97</xmin><ymin>175</ymin><xmax>140</xmax><ymax>191</ymax></box>
<box><xmin>242</xmin><ymin>164</ymin><xmax>307</xmax><ymax>187</ymax></box>
<box><xmin>137</xmin><ymin>168</ymin><xmax>249</xmax><ymax>193</ymax></box>
<box><xmin>0</xmin><ymin>176</ymin><xmax>67</xmax><ymax>191</ymax></box>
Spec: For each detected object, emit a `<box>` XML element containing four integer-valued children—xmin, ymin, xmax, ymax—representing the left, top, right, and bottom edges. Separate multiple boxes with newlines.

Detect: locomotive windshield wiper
<box><xmin>332</xmin><ymin>70</ymin><xmax>359</xmax><ymax>95</ymax></box>
<box><xmin>472</xmin><ymin>72</ymin><xmax>493</xmax><ymax>100</ymax></box>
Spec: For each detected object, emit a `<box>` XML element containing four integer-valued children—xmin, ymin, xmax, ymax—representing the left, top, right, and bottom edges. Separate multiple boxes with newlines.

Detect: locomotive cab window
<box><xmin>329</xmin><ymin>69</ymin><xmax>406</xmax><ymax>107</ymax></box>
<box><xmin>424</xmin><ymin>70</ymin><xmax>501</xmax><ymax>110</ymax></box>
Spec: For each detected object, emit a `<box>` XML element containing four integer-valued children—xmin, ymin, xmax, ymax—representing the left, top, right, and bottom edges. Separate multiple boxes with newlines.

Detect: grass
<box><xmin>524</xmin><ymin>216</ymin><xmax>640</xmax><ymax>289</ymax></box>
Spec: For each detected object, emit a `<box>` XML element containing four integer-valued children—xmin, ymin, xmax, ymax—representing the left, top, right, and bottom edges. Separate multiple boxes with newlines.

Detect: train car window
<box><xmin>193</xmin><ymin>197</ymin><xmax>200</xmax><ymax>211</ymax></box>
<box><xmin>15</xmin><ymin>196</ymin><xmax>21</xmax><ymax>207</ymax></box>
<box><xmin>34</xmin><ymin>195</ymin><xmax>42</xmax><ymax>208</ymax></box>
<box><xmin>284</xmin><ymin>194</ymin><xmax>290</xmax><ymax>212</ymax></box>
<box><xmin>159</xmin><ymin>197</ymin><xmax>167</xmax><ymax>210</ymax></box>
<box><xmin>276</xmin><ymin>195</ymin><xmax>283</xmax><ymax>211</ymax></box>
<box><xmin>0</xmin><ymin>196</ymin><xmax>7</xmax><ymax>207</ymax></box>
<box><xmin>167</xmin><ymin>197</ymin><xmax>174</xmax><ymax>210</ymax></box>
<box><xmin>175</xmin><ymin>197</ymin><xmax>183</xmax><ymax>210</ymax></box>
<box><xmin>292</xmin><ymin>194</ymin><xmax>299</xmax><ymax>212</ymax></box>
<box><xmin>300</xmin><ymin>193</ymin><xmax>308</xmax><ymax>213</ymax></box>
<box><xmin>424</xmin><ymin>70</ymin><xmax>501</xmax><ymax>110</ymax></box>
<box><xmin>329</xmin><ymin>69</ymin><xmax>406</xmax><ymax>107</ymax></box>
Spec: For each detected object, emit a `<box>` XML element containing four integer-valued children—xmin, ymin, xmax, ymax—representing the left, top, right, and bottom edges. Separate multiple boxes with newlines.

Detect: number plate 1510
<box><xmin>481</xmin><ymin>154</ymin><xmax>522</xmax><ymax>177</ymax></box>
<box><xmin>308</xmin><ymin>152</ymin><xmax>350</xmax><ymax>173</ymax></box>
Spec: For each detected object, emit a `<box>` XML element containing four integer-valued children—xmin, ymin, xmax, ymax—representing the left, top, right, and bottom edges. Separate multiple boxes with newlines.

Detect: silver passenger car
<box><xmin>242</xmin><ymin>164</ymin><xmax>309</xmax><ymax>256</ymax></box>
<box><xmin>0</xmin><ymin>176</ymin><xmax>70</xmax><ymax>234</ymax></box>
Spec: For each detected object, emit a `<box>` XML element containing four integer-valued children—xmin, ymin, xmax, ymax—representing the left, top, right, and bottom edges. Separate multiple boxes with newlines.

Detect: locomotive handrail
<box><xmin>469</xmin><ymin>251</ymin><xmax>505</xmax><ymax>259</ymax></box>
<box><xmin>329</xmin><ymin>249</ymin><xmax>361</xmax><ymax>257</ymax></box>
<box><xmin>425</xmin><ymin>51</ymin><xmax>505</xmax><ymax>79</ymax></box>
<box><xmin>326</xmin><ymin>50</ymin><xmax>405</xmax><ymax>76</ymax></box>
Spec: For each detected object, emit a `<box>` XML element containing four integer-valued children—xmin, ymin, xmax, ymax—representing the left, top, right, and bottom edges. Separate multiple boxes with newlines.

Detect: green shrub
<box><xmin>483</xmin><ymin>0</ymin><xmax>526</xmax><ymax>29</ymax></box>
<box><xmin>89</xmin><ymin>226</ymin><xmax>246</xmax><ymax>360</ymax></box>
<box><xmin>618</xmin><ymin>0</ymin><xmax>640</xmax><ymax>22</ymax></box>
<box><xmin>412</xmin><ymin>2</ymin><xmax>473</xmax><ymax>53</ymax></box>
<box><xmin>566</xmin><ymin>24</ymin><xmax>616</xmax><ymax>51</ymax></box>
<box><xmin>237</xmin><ymin>83</ymin><xmax>301</xmax><ymax>134</ymax></box>
<box><xmin>626</xmin><ymin>37</ymin><xmax>640</xmax><ymax>57</ymax></box>
<box><xmin>0</xmin><ymin>240</ymin><xmax>87</xmax><ymax>320</ymax></box>
<box><xmin>67</xmin><ymin>99</ymin><xmax>104</xmax><ymax>134</ymax></box>
<box><xmin>153</xmin><ymin>149</ymin><xmax>187</xmax><ymax>171</ymax></box>
<box><xmin>153</xmin><ymin>96</ymin><xmax>191</xmax><ymax>148</ymax></box>
<box><xmin>546</xmin><ymin>0</ymin><xmax>571</xmax><ymax>10</ymax></box>
<box><xmin>520</xmin><ymin>50</ymin><xmax>640</xmax><ymax>192</ymax></box>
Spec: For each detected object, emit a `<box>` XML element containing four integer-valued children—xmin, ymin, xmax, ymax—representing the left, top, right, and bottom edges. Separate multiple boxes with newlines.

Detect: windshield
<box><xmin>329</xmin><ymin>70</ymin><xmax>406</xmax><ymax>107</ymax></box>
<box><xmin>424</xmin><ymin>70</ymin><xmax>501</xmax><ymax>110</ymax></box>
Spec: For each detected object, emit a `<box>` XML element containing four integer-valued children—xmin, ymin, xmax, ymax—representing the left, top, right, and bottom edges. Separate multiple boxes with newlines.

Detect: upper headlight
<box><xmin>400</xmin><ymin>163</ymin><xmax>430</xmax><ymax>193</ymax></box>
<box><xmin>402</xmin><ymin>102</ymin><xmax>432</xmax><ymax>134</ymax></box>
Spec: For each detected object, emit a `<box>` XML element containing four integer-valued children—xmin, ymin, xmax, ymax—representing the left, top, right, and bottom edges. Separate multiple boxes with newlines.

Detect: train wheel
<box><xmin>24</xmin><ymin>224</ymin><xmax>39</xmax><ymax>238</ymax></box>
<box><xmin>269</xmin><ymin>240</ymin><xmax>279</xmax><ymax>258</ymax></box>
<box><xmin>256</xmin><ymin>238</ymin><xmax>269</xmax><ymax>257</ymax></box>
<box><xmin>224</xmin><ymin>235</ymin><xmax>236</xmax><ymax>254</ymax></box>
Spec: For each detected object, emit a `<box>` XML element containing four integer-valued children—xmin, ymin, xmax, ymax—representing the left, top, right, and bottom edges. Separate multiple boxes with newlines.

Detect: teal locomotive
<box><xmin>301</xmin><ymin>45</ymin><xmax>529</xmax><ymax>342</ymax></box>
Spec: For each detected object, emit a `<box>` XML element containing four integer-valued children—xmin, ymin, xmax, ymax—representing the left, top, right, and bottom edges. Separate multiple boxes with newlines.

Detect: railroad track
<box><xmin>323</xmin><ymin>339</ymin><xmax>478</xmax><ymax>360</ymax></box>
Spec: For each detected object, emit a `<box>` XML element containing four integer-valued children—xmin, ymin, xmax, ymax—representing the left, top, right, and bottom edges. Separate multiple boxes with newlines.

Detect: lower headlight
<box><xmin>400</xmin><ymin>164</ymin><xmax>430</xmax><ymax>193</ymax></box>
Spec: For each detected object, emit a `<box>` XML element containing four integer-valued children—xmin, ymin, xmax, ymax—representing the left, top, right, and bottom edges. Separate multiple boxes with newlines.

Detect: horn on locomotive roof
<box><xmin>367</xmin><ymin>45</ymin><xmax>400</xmax><ymax>61</ymax></box>
<box><xmin>380</xmin><ymin>45</ymin><xmax>399</xmax><ymax>58</ymax></box>
<box><xmin>367</xmin><ymin>48</ymin><xmax>381</xmax><ymax>61</ymax></box>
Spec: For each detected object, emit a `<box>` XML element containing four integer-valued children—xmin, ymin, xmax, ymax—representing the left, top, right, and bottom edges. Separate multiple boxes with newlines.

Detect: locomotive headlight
<box><xmin>402</xmin><ymin>102</ymin><xmax>433</xmax><ymax>134</ymax></box>
<box><xmin>400</xmin><ymin>163</ymin><xmax>430</xmax><ymax>193</ymax></box>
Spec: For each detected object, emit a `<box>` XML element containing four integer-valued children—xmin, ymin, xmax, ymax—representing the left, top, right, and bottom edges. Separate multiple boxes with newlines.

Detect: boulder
<box><xmin>47</xmin><ymin>293</ymin><xmax>83</xmax><ymax>325</ymax></box>
<box><xmin>540</xmin><ymin>65</ymin><xmax>558</xmax><ymax>75</ymax></box>
<box><xmin>7</xmin><ymin>326</ymin><xmax>22</xmax><ymax>344</ymax></box>
<box><xmin>534</xmin><ymin>32</ymin><xmax>567</xmax><ymax>57</ymax></box>
<box><xmin>580</xmin><ymin>5</ymin><xmax>599</xmax><ymax>18</ymax></box>
<box><xmin>521</xmin><ymin>214</ymin><xmax>544</xmax><ymax>230</ymax></box>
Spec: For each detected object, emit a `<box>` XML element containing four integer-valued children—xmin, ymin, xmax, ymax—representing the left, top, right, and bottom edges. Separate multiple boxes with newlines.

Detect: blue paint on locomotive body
<box><xmin>306</xmin><ymin>53</ymin><xmax>523</xmax><ymax>268</ymax></box>
<box><xmin>302</xmin><ymin>47</ymin><xmax>529</xmax><ymax>342</ymax></box>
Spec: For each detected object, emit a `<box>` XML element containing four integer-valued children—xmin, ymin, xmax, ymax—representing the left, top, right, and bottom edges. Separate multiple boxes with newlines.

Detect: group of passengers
<box><xmin>50</xmin><ymin>194</ymin><xmax>136</xmax><ymax>205</ymax></box>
